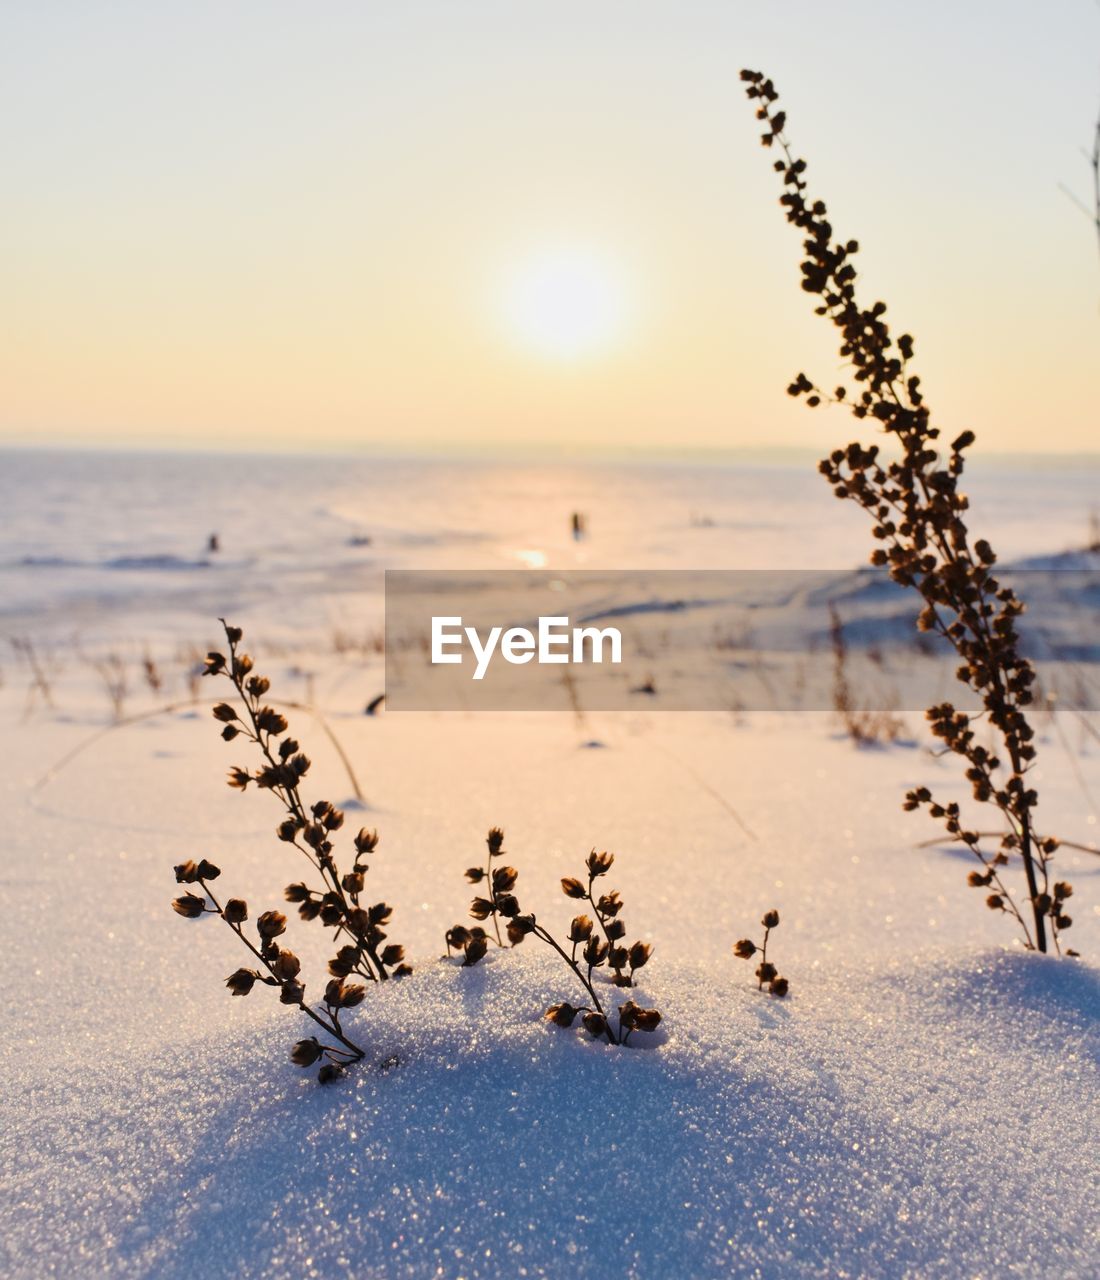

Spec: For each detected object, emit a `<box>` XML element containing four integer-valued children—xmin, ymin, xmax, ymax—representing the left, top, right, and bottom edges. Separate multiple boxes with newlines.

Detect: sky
<box><xmin>1</xmin><ymin>0</ymin><xmax>1098</xmax><ymax>456</ymax></box>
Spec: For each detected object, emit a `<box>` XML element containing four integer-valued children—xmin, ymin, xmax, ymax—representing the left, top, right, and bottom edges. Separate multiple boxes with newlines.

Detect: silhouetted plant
<box><xmin>170</xmin><ymin>620</ymin><xmax>410</xmax><ymax>1083</ymax></box>
<box><xmin>560</xmin><ymin>849</ymin><xmax>652</xmax><ymax>987</ymax></box>
<box><xmin>740</xmin><ymin>69</ymin><xmax>1075</xmax><ymax>954</ymax></box>
<box><xmin>444</xmin><ymin>826</ymin><xmax>518</xmax><ymax>962</ymax></box>
<box><xmin>450</xmin><ymin>831</ymin><xmax>661</xmax><ymax>1045</ymax></box>
<box><xmin>466</xmin><ymin>826</ymin><xmax>516</xmax><ymax>947</ymax></box>
<box><xmin>734</xmin><ymin>910</ymin><xmax>789</xmax><ymax>997</ymax></box>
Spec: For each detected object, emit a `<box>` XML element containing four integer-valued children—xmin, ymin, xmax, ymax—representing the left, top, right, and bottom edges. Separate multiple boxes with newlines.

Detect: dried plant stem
<box><xmin>484</xmin><ymin>844</ymin><xmax>503</xmax><ymax>946</ymax></box>
<box><xmin>526</xmin><ymin>918</ymin><xmax>617</xmax><ymax>1044</ymax></box>
<box><xmin>218</xmin><ymin>630</ymin><xmax>389</xmax><ymax>982</ymax></box>
<box><xmin>584</xmin><ymin>876</ymin><xmax>624</xmax><ymax>986</ymax></box>
<box><xmin>32</xmin><ymin>696</ymin><xmax>366</xmax><ymax>801</ymax></box>
<box><xmin>756</xmin><ymin>923</ymin><xmax>772</xmax><ymax>990</ymax></box>
<box><xmin>199</xmin><ymin>875</ymin><xmax>365</xmax><ymax>1062</ymax></box>
<box><xmin>916</xmin><ymin>834</ymin><xmax>1100</xmax><ymax>859</ymax></box>
<box><xmin>740</xmin><ymin>69</ymin><xmax>1074</xmax><ymax>954</ymax></box>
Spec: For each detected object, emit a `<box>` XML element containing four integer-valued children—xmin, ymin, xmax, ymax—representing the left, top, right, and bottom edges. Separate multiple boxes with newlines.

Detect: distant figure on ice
<box><xmin>207</xmin><ymin>532</ymin><xmax>220</xmax><ymax>554</ymax></box>
<box><xmin>571</xmin><ymin>511</ymin><xmax>586</xmax><ymax>542</ymax></box>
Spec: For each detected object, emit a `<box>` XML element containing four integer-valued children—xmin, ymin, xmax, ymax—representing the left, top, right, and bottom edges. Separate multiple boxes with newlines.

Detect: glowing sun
<box><xmin>500</xmin><ymin>247</ymin><xmax>629</xmax><ymax>361</ymax></box>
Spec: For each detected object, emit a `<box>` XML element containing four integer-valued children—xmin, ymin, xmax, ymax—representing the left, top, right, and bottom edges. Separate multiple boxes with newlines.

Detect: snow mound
<box><xmin>2</xmin><ymin>946</ymin><xmax>1096</xmax><ymax>1279</ymax></box>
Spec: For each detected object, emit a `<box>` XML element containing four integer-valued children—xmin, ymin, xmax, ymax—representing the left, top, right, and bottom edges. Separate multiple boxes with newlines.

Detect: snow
<box><xmin>1</xmin><ymin>449</ymin><xmax>1098</xmax><ymax>1277</ymax></box>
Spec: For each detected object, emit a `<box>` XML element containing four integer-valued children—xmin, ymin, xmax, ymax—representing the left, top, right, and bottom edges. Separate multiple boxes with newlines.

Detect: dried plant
<box><xmin>460</xmin><ymin>825</ymin><xmax>516</xmax><ymax>948</ymax></box>
<box><xmin>829</xmin><ymin>605</ymin><xmax>903</xmax><ymax>746</ymax></box>
<box><xmin>169</xmin><ymin>620</ymin><xmax>409</xmax><ymax>1083</ymax></box>
<box><xmin>450</xmin><ymin>832</ymin><xmax>661</xmax><ymax>1046</ymax></box>
<box><xmin>733</xmin><ymin>910</ymin><xmax>789</xmax><ymax>997</ymax></box>
<box><xmin>141</xmin><ymin>646</ymin><xmax>163</xmax><ymax>697</ymax></box>
<box><xmin>88</xmin><ymin>651</ymin><xmax>129</xmax><ymax>721</ymax></box>
<box><xmin>10</xmin><ymin>636</ymin><xmax>59</xmax><ymax>715</ymax></box>
<box><xmin>741</xmin><ymin>70</ymin><xmax>1075</xmax><ymax>955</ymax></box>
<box><xmin>560</xmin><ymin>851</ymin><xmax>651</xmax><ymax>987</ymax></box>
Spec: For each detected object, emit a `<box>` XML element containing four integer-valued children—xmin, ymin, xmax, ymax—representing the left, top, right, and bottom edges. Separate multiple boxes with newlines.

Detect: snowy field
<box><xmin>1</xmin><ymin>449</ymin><xmax>1098</xmax><ymax>1278</ymax></box>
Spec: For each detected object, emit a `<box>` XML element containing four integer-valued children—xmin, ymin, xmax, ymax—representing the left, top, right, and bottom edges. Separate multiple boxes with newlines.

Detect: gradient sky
<box><xmin>2</xmin><ymin>1</ymin><xmax>1098</xmax><ymax>454</ymax></box>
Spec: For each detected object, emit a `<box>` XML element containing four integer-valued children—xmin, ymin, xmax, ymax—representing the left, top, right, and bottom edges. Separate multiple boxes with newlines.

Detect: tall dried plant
<box><xmin>740</xmin><ymin>70</ymin><xmax>1075</xmax><ymax>954</ymax></box>
<box><xmin>171</xmin><ymin>621</ymin><xmax>409</xmax><ymax>1082</ymax></box>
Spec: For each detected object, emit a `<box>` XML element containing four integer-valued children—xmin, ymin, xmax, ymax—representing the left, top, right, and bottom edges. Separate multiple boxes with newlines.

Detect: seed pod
<box><xmin>271</xmin><ymin>949</ymin><xmax>301</xmax><ymax>980</ymax></box>
<box><xmin>583</xmin><ymin>937</ymin><xmax>608</xmax><ymax>967</ymax></box>
<box><xmin>346</xmin><ymin>906</ymin><xmax>370</xmax><ymax>933</ymax></box>
<box><xmin>225</xmin><ymin>968</ymin><xmax>258</xmax><ymax>996</ymax></box>
<box><xmin>223</xmin><ymin>898</ymin><xmax>248</xmax><ymax>924</ymax></box>
<box><xmin>544</xmin><ymin>1002</ymin><xmax>579</xmax><ymax>1028</ymax></box>
<box><xmin>733</xmin><ymin>939</ymin><xmax>756</xmax><ymax>959</ymax></box>
<box><xmin>256</xmin><ymin>707</ymin><xmax>288</xmax><ymax>735</ymax></box>
<box><xmin>492</xmin><ymin>866</ymin><xmax>519</xmax><ymax>893</ymax></box>
<box><xmin>290</xmin><ymin>1038</ymin><xmax>322</xmax><ymax>1067</ymax></box>
<box><xmin>463</xmin><ymin>936</ymin><xmax>488</xmax><ymax>967</ymax></box>
<box><xmin>586</xmin><ymin>850</ymin><xmax>614</xmax><ymax>877</ymax></box>
<box><xmin>257</xmin><ymin>910</ymin><xmax>287</xmax><ymax>938</ymax></box>
<box><xmin>486</xmin><ymin>828</ymin><xmax>505</xmax><ymax>855</ymax></box>
<box><xmin>631</xmin><ymin>1007</ymin><xmax>662</xmax><ymax>1033</ymax></box>
<box><xmin>762</xmin><ymin>910</ymin><xmax>780</xmax><ymax>929</ymax></box>
<box><xmin>569</xmin><ymin>915</ymin><xmax>594</xmax><ymax>943</ymax></box>
<box><xmin>172</xmin><ymin>893</ymin><xmax>206</xmax><ymax>918</ymax></box>
<box><xmin>628</xmin><ymin>941</ymin><xmax>652</xmax><ymax>970</ymax></box>
<box><xmin>506</xmin><ymin>919</ymin><xmax>532</xmax><ymax>946</ymax></box>
<box><xmin>561</xmin><ymin>877</ymin><xmax>586</xmax><ymax>899</ymax></box>
<box><xmin>596</xmin><ymin>892</ymin><xmax>622</xmax><ymax>918</ymax></box>
<box><xmin>582</xmin><ymin>1012</ymin><xmax>608</xmax><ymax>1039</ymax></box>
<box><xmin>355</xmin><ymin>828</ymin><xmax>380</xmax><ymax>854</ymax></box>
<box><xmin>618</xmin><ymin>1001</ymin><xmax>640</xmax><ymax>1029</ymax></box>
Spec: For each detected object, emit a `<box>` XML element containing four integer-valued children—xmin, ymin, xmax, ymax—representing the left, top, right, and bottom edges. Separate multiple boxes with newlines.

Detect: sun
<box><xmin>500</xmin><ymin>247</ymin><xmax>629</xmax><ymax>361</ymax></box>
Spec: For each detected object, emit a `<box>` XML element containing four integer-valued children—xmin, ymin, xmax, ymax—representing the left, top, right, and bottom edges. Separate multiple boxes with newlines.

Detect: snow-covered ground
<box><xmin>1</xmin><ymin>449</ymin><xmax>1098</xmax><ymax>1278</ymax></box>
